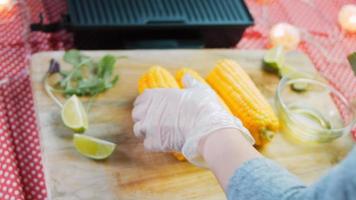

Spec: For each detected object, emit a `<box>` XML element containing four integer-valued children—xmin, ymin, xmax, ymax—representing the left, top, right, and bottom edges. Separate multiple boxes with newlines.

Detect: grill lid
<box><xmin>67</xmin><ymin>0</ymin><xmax>253</xmax><ymax>28</ymax></box>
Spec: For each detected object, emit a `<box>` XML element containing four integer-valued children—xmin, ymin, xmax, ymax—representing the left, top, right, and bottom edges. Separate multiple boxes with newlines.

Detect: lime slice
<box><xmin>263</xmin><ymin>46</ymin><xmax>286</xmax><ymax>74</ymax></box>
<box><xmin>290</xmin><ymin>82</ymin><xmax>309</xmax><ymax>92</ymax></box>
<box><xmin>73</xmin><ymin>134</ymin><xmax>116</xmax><ymax>160</ymax></box>
<box><xmin>280</xmin><ymin>66</ymin><xmax>313</xmax><ymax>92</ymax></box>
<box><xmin>61</xmin><ymin>95</ymin><xmax>89</xmax><ymax>133</ymax></box>
<box><xmin>280</xmin><ymin>66</ymin><xmax>312</xmax><ymax>92</ymax></box>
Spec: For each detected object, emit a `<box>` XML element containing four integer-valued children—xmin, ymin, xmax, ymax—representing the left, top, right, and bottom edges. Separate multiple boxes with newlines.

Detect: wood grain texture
<box><xmin>30</xmin><ymin>50</ymin><xmax>354</xmax><ymax>200</ymax></box>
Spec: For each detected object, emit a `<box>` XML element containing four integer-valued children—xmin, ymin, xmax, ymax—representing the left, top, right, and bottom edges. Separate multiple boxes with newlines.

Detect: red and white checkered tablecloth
<box><xmin>0</xmin><ymin>1</ymin><xmax>70</xmax><ymax>199</ymax></box>
<box><xmin>0</xmin><ymin>0</ymin><xmax>355</xmax><ymax>199</ymax></box>
<box><xmin>238</xmin><ymin>0</ymin><xmax>356</xmax><ymax>101</ymax></box>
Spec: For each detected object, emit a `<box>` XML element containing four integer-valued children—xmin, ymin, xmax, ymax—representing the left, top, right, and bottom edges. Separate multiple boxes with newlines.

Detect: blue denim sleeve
<box><xmin>227</xmin><ymin>147</ymin><xmax>356</xmax><ymax>200</ymax></box>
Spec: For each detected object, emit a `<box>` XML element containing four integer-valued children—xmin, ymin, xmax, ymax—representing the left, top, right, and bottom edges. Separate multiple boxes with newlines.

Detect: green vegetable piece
<box><xmin>347</xmin><ymin>52</ymin><xmax>356</xmax><ymax>76</ymax></box>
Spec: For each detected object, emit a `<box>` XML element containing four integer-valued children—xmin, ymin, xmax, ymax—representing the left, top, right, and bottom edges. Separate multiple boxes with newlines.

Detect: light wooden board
<box><xmin>30</xmin><ymin>50</ymin><xmax>354</xmax><ymax>200</ymax></box>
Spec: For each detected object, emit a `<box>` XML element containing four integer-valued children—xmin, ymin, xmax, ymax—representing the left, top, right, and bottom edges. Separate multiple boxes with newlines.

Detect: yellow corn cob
<box><xmin>138</xmin><ymin>66</ymin><xmax>186</xmax><ymax>160</ymax></box>
<box><xmin>171</xmin><ymin>152</ymin><xmax>186</xmax><ymax>161</ymax></box>
<box><xmin>176</xmin><ymin>68</ymin><xmax>206</xmax><ymax>87</ymax></box>
<box><xmin>138</xmin><ymin>66</ymin><xmax>179</xmax><ymax>93</ymax></box>
<box><xmin>175</xmin><ymin>68</ymin><xmax>232</xmax><ymax>113</ymax></box>
<box><xmin>206</xmin><ymin>59</ymin><xmax>279</xmax><ymax>147</ymax></box>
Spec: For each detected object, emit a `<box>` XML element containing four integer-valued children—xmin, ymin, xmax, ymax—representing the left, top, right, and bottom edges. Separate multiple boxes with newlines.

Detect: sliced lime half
<box><xmin>73</xmin><ymin>134</ymin><xmax>116</xmax><ymax>160</ymax></box>
<box><xmin>61</xmin><ymin>95</ymin><xmax>89</xmax><ymax>133</ymax></box>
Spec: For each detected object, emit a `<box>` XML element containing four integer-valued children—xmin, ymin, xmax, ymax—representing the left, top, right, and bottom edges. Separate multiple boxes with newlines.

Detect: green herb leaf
<box><xmin>63</xmin><ymin>50</ymin><xmax>82</xmax><ymax>66</ymax></box>
<box><xmin>102</xmin><ymin>76</ymin><xmax>119</xmax><ymax>90</ymax></box>
<box><xmin>72</xmin><ymin>69</ymin><xmax>83</xmax><ymax>81</ymax></box>
<box><xmin>60</xmin><ymin>71</ymin><xmax>70</xmax><ymax>77</ymax></box>
<box><xmin>53</xmin><ymin>50</ymin><xmax>121</xmax><ymax>97</ymax></box>
<box><xmin>64</xmin><ymin>87</ymin><xmax>76</xmax><ymax>96</ymax></box>
<box><xmin>111</xmin><ymin>75</ymin><xmax>119</xmax><ymax>84</ymax></box>
<box><xmin>64</xmin><ymin>49</ymin><xmax>92</xmax><ymax>67</ymax></box>
<box><xmin>98</xmin><ymin>55</ymin><xmax>117</xmax><ymax>80</ymax></box>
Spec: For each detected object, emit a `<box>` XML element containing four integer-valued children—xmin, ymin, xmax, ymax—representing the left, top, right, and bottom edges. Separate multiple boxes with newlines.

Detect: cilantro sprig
<box><xmin>57</xmin><ymin>49</ymin><xmax>120</xmax><ymax>96</ymax></box>
<box><xmin>44</xmin><ymin>50</ymin><xmax>122</xmax><ymax>108</ymax></box>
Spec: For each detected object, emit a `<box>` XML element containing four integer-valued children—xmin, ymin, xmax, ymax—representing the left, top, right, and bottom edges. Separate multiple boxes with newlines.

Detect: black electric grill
<box><xmin>32</xmin><ymin>0</ymin><xmax>254</xmax><ymax>49</ymax></box>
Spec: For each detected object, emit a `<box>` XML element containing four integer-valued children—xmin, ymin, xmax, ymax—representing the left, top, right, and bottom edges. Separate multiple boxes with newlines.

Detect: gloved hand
<box><xmin>132</xmin><ymin>75</ymin><xmax>254</xmax><ymax>166</ymax></box>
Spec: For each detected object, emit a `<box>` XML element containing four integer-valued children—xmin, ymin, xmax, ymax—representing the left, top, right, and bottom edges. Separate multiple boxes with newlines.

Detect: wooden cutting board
<box><xmin>30</xmin><ymin>49</ymin><xmax>354</xmax><ymax>200</ymax></box>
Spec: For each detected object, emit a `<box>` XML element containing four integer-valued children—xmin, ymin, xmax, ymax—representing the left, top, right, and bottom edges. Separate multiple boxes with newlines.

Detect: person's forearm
<box><xmin>198</xmin><ymin>128</ymin><xmax>306</xmax><ymax>200</ymax></box>
<box><xmin>303</xmin><ymin>147</ymin><xmax>356</xmax><ymax>200</ymax></box>
<box><xmin>198</xmin><ymin>128</ymin><xmax>262</xmax><ymax>191</ymax></box>
<box><xmin>199</xmin><ymin>129</ymin><xmax>356</xmax><ymax>200</ymax></box>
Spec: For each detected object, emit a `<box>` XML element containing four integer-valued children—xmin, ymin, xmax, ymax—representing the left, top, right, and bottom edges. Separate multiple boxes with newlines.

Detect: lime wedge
<box><xmin>280</xmin><ymin>66</ymin><xmax>313</xmax><ymax>92</ymax></box>
<box><xmin>73</xmin><ymin>134</ymin><xmax>116</xmax><ymax>160</ymax></box>
<box><xmin>61</xmin><ymin>95</ymin><xmax>89</xmax><ymax>133</ymax></box>
<box><xmin>263</xmin><ymin>46</ymin><xmax>286</xmax><ymax>74</ymax></box>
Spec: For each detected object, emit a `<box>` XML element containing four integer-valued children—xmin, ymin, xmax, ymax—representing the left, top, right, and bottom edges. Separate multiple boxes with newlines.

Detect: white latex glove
<box><xmin>132</xmin><ymin>75</ymin><xmax>255</xmax><ymax>166</ymax></box>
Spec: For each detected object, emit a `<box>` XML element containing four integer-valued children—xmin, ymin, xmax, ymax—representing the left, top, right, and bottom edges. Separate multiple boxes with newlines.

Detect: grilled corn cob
<box><xmin>206</xmin><ymin>59</ymin><xmax>279</xmax><ymax>146</ymax></box>
<box><xmin>138</xmin><ymin>66</ymin><xmax>185</xmax><ymax>161</ymax></box>
<box><xmin>176</xmin><ymin>68</ymin><xmax>232</xmax><ymax>113</ymax></box>
<box><xmin>176</xmin><ymin>68</ymin><xmax>206</xmax><ymax>87</ymax></box>
<box><xmin>138</xmin><ymin>66</ymin><xmax>179</xmax><ymax>93</ymax></box>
